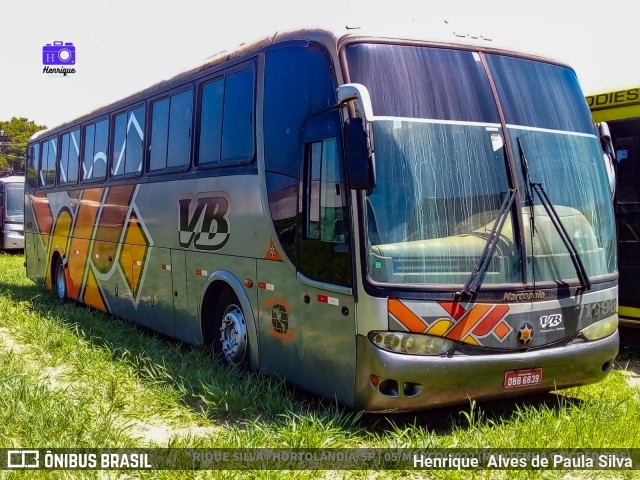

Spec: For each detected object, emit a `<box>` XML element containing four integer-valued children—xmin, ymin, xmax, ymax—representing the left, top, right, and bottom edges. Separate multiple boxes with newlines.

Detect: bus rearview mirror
<box><xmin>597</xmin><ymin>122</ymin><xmax>616</xmax><ymax>198</ymax></box>
<box><xmin>344</xmin><ymin>117</ymin><xmax>376</xmax><ymax>190</ymax></box>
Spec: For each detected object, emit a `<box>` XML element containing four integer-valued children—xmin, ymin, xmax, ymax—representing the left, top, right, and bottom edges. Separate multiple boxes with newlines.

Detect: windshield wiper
<box><xmin>517</xmin><ymin>138</ymin><xmax>591</xmax><ymax>291</ymax></box>
<box><xmin>457</xmin><ymin>188</ymin><xmax>517</xmax><ymax>300</ymax></box>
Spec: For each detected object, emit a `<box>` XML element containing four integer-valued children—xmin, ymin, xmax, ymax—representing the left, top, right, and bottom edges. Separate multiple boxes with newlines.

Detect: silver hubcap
<box><xmin>56</xmin><ymin>263</ymin><xmax>66</xmax><ymax>300</ymax></box>
<box><xmin>219</xmin><ymin>304</ymin><xmax>247</xmax><ymax>365</ymax></box>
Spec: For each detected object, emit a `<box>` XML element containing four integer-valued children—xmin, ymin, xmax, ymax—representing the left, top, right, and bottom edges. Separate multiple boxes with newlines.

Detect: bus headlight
<box><xmin>581</xmin><ymin>315</ymin><xmax>618</xmax><ymax>341</ymax></box>
<box><xmin>368</xmin><ymin>331</ymin><xmax>454</xmax><ymax>355</ymax></box>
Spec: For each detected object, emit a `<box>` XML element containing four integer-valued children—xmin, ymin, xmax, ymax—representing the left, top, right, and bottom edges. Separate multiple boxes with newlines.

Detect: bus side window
<box><xmin>59</xmin><ymin>129</ymin><xmax>80</xmax><ymax>185</ymax></box>
<box><xmin>299</xmin><ymin>135</ymin><xmax>351</xmax><ymax>287</ymax></box>
<box><xmin>306</xmin><ymin>138</ymin><xmax>346</xmax><ymax>244</ymax></box>
<box><xmin>197</xmin><ymin>65</ymin><xmax>255</xmax><ymax>167</ymax></box>
<box><xmin>150</xmin><ymin>90</ymin><xmax>192</xmax><ymax>171</ymax></box>
<box><xmin>83</xmin><ymin>120</ymin><xmax>108</xmax><ymax>181</ymax></box>
<box><xmin>112</xmin><ymin>107</ymin><xmax>145</xmax><ymax>176</ymax></box>
<box><xmin>39</xmin><ymin>137</ymin><xmax>56</xmax><ymax>188</ymax></box>
<box><xmin>27</xmin><ymin>143</ymin><xmax>39</xmax><ymax>190</ymax></box>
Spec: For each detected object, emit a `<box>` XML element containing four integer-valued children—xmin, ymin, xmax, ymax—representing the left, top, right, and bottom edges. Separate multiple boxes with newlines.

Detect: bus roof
<box><xmin>29</xmin><ymin>23</ymin><xmax>570</xmax><ymax>143</ymax></box>
<box><xmin>0</xmin><ymin>175</ymin><xmax>25</xmax><ymax>184</ymax></box>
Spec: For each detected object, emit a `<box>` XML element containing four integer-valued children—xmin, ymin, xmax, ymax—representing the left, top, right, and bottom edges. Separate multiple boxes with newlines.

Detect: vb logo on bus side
<box><xmin>178</xmin><ymin>194</ymin><xmax>230</xmax><ymax>250</ymax></box>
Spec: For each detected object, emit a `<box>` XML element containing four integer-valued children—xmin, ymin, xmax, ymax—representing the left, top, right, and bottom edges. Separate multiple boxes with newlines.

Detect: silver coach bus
<box><xmin>0</xmin><ymin>175</ymin><xmax>25</xmax><ymax>250</ymax></box>
<box><xmin>25</xmin><ymin>25</ymin><xmax>618</xmax><ymax>412</ymax></box>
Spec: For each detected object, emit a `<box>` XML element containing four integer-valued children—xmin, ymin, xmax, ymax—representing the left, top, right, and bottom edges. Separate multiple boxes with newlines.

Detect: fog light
<box><xmin>369</xmin><ymin>331</ymin><xmax>454</xmax><ymax>355</ymax></box>
<box><xmin>582</xmin><ymin>315</ymin><xmax>618</xmax><ymax>341</ymax></box>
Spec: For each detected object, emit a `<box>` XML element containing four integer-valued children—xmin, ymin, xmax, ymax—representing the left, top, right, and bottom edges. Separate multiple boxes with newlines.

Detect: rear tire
<box><xmin>53</xmin><ymin>257</ymin><xmax>67</xmax><ymax>301</ymax></box>
<box><xmin>213</xmin><ymin>287</ymin><xmax>249</xmax><ymax>369</ymax></box>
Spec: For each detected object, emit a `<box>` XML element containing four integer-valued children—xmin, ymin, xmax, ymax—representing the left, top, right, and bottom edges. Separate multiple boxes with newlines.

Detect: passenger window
<box><xmin>39</xmin><ymin>138</ymin><xmax>56</xmax><ymax>187</ymax></box>
<box><xmin>67</xmin><ymin>129</ymin><xmax>80</xmax><ymax>183</ymax></box>
<box><xmin>93</xmin><ymin>120</ymin><xmax>108</xmax><ymax>178</ymax></box>
<box><xmin>221</xmin><ymin>68</ymin><xmax>254</xmax><ymax>162</ymax></box>
<box><xmin>167</xmin><ymin>91</ymin><xmax>192</xmax><ymax>168</ymax></box>
<box><xmin>198</xmin><ymin>65</ymin><xmax>255</xmax><ymax>166</ymax></box>
<box><xmin>111</xmin><ymin>113</ymin><xmax>127</xmax><ymax>175</ymax></box>
<box><xmin>27</xmin><ymin>143</ymin><xmax>39</xmax><ymax>189</ymax></box>
<box><xmin>39</xmin><ymin>141</ymin><xmax>48</xmax><ymax>187</ymax></box>
<box><xmin>150</xmin><ymin>90</ymin><xmax>192</xmax><ymax>171</ymax></box>
<box><xmin>83</xmin><ymin>120</ymin><xmax>108</xmax><ymax>181</ymax></box>
<box><xmin>150</xmin><ymin>99</ymin><xmax>170</xmax><ymax>171</ymax></box>
<box><xmin>198</xmin><ymin>79</ymin><xmax>224</xmax><ymax>165</ymax></box>
<box><xmin>83</xmin><ymin>124</ymin><xmax>95</xmax><ymax>179</ymax></box>
<box><xmin>112</xmin><ymin>107</ymin><xmax>145</xmax><ymax>176</ymax></box>
<box><xmin>59</xmin><ymin>129</ymin><xmax>80</xmax><ymax>184</ymax></box>
<box><xmin>60</xmin><ymin>133</ymin><xmax>69</xmax><ymax>183</ymax></box>
<box><xmin>126</xmin><ymin>107</ymin><xmax>145</xmax><ymax>174</ymax></box>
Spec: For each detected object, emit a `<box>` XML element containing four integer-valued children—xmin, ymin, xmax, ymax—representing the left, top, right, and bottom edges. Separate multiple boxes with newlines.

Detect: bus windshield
<box><xmin>5</xmin><ymin>183</ymin><xmax>24</xmax><ymax>221</ymax></box>
<box><xmin>346</xmin><ymin>43</ymin><xmax>616</xmax><ymax>287</ymax></box>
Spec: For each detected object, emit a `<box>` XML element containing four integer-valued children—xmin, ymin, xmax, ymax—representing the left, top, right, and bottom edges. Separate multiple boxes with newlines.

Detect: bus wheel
<box><xmin>214</xmin><ymin>288</ymin><xmax>249</xmax><ymax>368</ymax></box>
<box><xmin>54</xmin><ymin>257</ymin><xmax>67</xmax><ymax>301</ymax></box>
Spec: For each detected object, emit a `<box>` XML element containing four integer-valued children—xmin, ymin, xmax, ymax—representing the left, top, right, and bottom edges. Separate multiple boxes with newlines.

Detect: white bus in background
<box><xmin>0</xmin><ymin>175</ymin><xmax>25</xmax><ymax>250</ymax></box>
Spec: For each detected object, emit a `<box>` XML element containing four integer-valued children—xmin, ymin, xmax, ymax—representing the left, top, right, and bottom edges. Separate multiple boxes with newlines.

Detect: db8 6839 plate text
<box><xmin>504</xmin><ymin>368</ymin><xmax>542</xmax><ymax>388</ymax></box>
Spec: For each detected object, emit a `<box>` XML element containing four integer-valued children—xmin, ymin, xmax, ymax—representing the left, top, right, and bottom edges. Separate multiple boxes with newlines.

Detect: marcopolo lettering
<box><xmin>178</xmin><ymin>194</ymin><xmax>230</xmax><ymax>250</ymax></box>
<box><xmin>503</xmin><ymin>291</ymin><xmax>545</xmax><ymax>302</ymax></box>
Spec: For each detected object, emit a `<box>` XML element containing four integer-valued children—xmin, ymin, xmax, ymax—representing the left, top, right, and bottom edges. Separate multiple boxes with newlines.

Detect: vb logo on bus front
<box><xmin>178</xmin><ymin>194</ymin><xmax>231</xmax><ymax>251</ymax></box>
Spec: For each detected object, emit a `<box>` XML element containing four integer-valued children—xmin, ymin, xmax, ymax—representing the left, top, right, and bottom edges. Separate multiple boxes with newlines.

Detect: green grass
<box><xmin>0</xmin><ymin>252</ymin><xmax>639</xmax><ymax>479</ymax></box>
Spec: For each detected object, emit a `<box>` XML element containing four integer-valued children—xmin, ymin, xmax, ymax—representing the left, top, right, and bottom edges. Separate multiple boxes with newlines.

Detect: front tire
<box><xmin>213</xmin><ymin>287</ymin><xmax>249</xmax><ymax>368</ymax></box>
<box><xmin>53</xmin><ymin>257</ymin><xmax>67</xmax><ymax>301</ymax></box>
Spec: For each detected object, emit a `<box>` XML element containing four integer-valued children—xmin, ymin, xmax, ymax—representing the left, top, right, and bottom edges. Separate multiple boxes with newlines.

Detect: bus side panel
<box><xmin>28</xmin><ymin>192</ymin><xmax>54</xmax><ymax>285</ymax></box>
<box><xmin>257</xmin><ymin>258</ymin><xmax>303</xmax><ymax>381</ymax></box>
<box><xmin>24</xmin><ymin>187</ymin><xmax>42</xmax><ymax>282</ymax></box>
<box><xmin>24</xmin><ymin>188</ymin><xmax>38</xmax><ymax>281</ymax></box>
<box><xmin>169</xmin><ymin>249</ymin><xmax>192</xmax><ymax>344</ymax></box>
<box><xmin>132</xmin><ymin>246</ymin><xmax>175</xmax><ymax>337</ymax></box>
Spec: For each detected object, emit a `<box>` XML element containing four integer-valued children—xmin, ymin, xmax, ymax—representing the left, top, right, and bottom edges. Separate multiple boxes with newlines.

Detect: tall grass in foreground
<box><xmin>0</xmin><ymin>252</ymin><xmax>639</xmax><ymax>479</ymax></box>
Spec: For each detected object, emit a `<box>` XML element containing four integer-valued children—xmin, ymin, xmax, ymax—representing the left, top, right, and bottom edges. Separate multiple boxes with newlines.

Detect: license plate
<box><xmin>504</xmin><ymin>368</ymin><xmax>543</xmax><ymax>388</ymax></box>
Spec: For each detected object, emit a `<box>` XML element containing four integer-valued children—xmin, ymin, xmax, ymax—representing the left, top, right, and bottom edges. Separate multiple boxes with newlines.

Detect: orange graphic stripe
<box><xmin>438</xmin><ymin>301</ymin><xmax>466</xmax><ymax>320</ymax></box>
<box><xmin>68</xmin><ymin>188</ymin><xmax>104</xmax><ymax>299</ymax></box>
<box><xmin>388</xmin><ymin>299</ymin><xmax>426</xmax><ymax>333</ymax></box>
<box><xmin>92</xmin><ymin>185</ymin><xmax>135</xmax><ymax>273</ymax></box>
<box><xmin>45</xmin><ymin>210</ymin><xmax>74</xmax><ymax>288</ymax></box>
<box><xmin>83</xmin><ymin>267</ymin><xmax>106</xmax><ymax>311</ymax></box>
<box><xmin>472</xmin><ymin>305</ymin><xmax>511</xmax><ymax>337</ymax></box>
<box><xmin>446</xmin><ymin>304</ymin><xmax>492</xmax><ymax>341</ymax></box>
<box><xmin>32</xmin><ymin>193</ymin><xmax>54</xmax><ymax>249</ymax></box>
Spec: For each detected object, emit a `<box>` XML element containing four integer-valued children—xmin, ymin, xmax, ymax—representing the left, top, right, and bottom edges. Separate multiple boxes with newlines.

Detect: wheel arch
<box><xmin>200</xmin><ymin>270</ymin><xmax>259</xmax><ymax>369</ymax></box>
<box><xmin>49</xmin><ymin>249</ymin><xmax>65</xmax><ymax>289</ymax></box>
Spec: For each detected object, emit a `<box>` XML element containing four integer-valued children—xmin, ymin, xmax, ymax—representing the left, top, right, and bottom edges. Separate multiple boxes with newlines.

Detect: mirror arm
<box><xmin>337</xmin><ymin>83</ymin><xmax>374</xmax><ymax>122</ymax></box>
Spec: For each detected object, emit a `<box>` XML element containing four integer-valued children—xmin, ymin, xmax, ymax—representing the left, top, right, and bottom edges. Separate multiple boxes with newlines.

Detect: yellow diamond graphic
<box><xmin>118</xmin><ymin>212</ymin><xmax>150</xmax><ymax>298</ymax></box>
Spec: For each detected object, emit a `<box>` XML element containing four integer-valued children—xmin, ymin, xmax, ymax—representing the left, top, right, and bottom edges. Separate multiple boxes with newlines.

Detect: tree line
<box><xmin>0</xmin><ymin>117</ymin><xmax>47</xmax><ymax>175</ymax></box>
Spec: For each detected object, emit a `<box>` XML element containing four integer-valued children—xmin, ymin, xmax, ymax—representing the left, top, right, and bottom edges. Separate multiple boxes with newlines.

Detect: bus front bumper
<box><xmin>354</xmin><ymin>331</ymin><xmax>619</xmax><ymax>412</ymax></box>
<box><xmin>2</xmin><ymin>230</ymin><xmax>24</xmax><ymax>250</ymax></box>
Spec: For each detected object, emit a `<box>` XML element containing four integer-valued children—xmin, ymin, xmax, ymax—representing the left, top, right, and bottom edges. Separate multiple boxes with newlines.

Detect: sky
<box><xmin>1</xmin><ymin>0</ymin><xmax>638</xmax><ymax>129</ymax></box>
